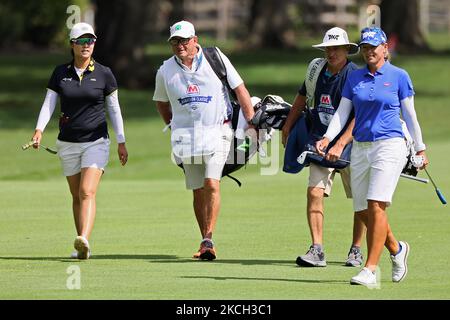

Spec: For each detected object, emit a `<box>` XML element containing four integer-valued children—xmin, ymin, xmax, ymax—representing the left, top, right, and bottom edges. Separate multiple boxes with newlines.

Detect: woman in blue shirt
<box><xmin>316</xmin><ymin>27</ymin><xmax>428</xmax><ymax>287</ymax></box>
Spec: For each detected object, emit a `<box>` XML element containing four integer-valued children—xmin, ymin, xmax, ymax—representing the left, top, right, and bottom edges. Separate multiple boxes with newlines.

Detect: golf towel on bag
<box><xmin>283</xmin><ymin>114</ymin><xmax>351</xmax><ymax>173</ymax></box>
<box><xmin>283</xmin><ymin>114</ymin><xmax>310</xmax><ymax>173</ymax></box>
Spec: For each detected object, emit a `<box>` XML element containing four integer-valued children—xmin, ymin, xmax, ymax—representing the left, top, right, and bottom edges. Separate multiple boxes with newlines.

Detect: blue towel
<box><xmin>283</xmin><ymin>115</ymin><xmax>310</xmax><ymax>174</ymax></box>
<box><xmin>283</xmin><ymin>115</ymin><xmax>352</xmax><ymax>173</ymax></box>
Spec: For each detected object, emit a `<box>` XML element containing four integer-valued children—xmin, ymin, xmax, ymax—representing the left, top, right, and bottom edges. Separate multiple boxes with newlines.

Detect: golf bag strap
<box><xmin>226</xmin><ymin>174</ymin><xmax>242</xmax><ymax>187</ymax></box>
<box><xmin>202</xmin><ymin>47</ymin><xmax>238</xmax><ymax>101</ymax></box>
<box><xmin>305</xmin><ymin>58</ymin><xmax>327</xmax><ymax>109</ymax></box>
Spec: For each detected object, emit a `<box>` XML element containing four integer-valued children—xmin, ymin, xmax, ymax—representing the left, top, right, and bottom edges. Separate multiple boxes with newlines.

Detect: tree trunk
<box><xmin>94</xmin><ymin>0</ymin><xmax>159</xmax><ymax>89</ymax></box>
<box><xmin>380</xmin><ymin>0</ymin><xmax>430</xmax><ymax>53</ymax></box>
<box><xmin>243</xmin><ymin>0</ymin><xmax>297</xmax><ymax>49</ymax></box>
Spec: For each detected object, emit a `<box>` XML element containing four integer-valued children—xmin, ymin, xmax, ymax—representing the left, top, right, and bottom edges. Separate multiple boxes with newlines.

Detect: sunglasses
<box><xmin>169</xmin><ymin>37</ymin><xmax>192</xmax><ymax>46</ymax></box>
<box><xmin>71</xmin><ymin>38</ymin><xmax>96</xmax><ymax>46</ymax></box>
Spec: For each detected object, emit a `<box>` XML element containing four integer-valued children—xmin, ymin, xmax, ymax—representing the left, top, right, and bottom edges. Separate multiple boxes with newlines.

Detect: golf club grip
<box><xmin>435</xmin><ymin>188</ymin><xmax>447</xmax><ymax>205</ymax></box>
<box><xmin>22</xmin><ymin>141</ymin><xmax>34</xmax><ymax>150</ymax></box>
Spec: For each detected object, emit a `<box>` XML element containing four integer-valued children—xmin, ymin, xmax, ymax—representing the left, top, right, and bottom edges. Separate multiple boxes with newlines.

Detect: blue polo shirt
<box><xmin>342</xmin><ymin>61</ymin><xmax>415</xmax><ymax>142</ymax></box>
<box><xmin>47</xmin><ymin>60</ymin><xmax>118</xmax><ymax>142</ymax></box>
<box><xmin>299</xmin><ymin>60</ymin><xmax>357</xmax><ymax>137</ymax></box>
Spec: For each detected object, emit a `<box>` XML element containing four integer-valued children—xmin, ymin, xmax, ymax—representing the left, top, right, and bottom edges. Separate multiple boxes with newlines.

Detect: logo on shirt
<box><xmin>384</xmin><ymin>82</ymin><xmax>391</xmax><ymax>87</ymax></box>
<box><xmin>318</xmin><ymin>94</ymin><xmax>334</xmax><ymax>126</ymax></box>
<box><xmin>186</xmin><ymin>84</ymin><xmax>200</xmax><ymax>94</ymax></box>
<box><xmin>178</xmin><ymin>96</ymin><xmax>213</xmax><ymax>105</ymax></box>
<box><xmin>320</xmin><ymin>94</ymin><xmax>331</xmax><ymax>106</ymax></box>
<box><xmin>62</xmin><ymin>78</ymin><xmax>73</xmax><ymax>82</ymax></box>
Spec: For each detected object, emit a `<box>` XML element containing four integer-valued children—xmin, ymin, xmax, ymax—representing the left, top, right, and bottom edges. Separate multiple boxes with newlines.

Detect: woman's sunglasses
<box><xmin>71</xmin><ymin>38</ymin><xmax>96</xmax><ymax>46</ymax></box>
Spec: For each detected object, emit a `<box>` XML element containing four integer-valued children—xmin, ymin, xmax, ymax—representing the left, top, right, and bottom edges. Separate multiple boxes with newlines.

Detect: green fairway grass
<box><xmin>1</xmin><ymin>46</ymin><xmax>449</xmax><ymax>299</ymax></box>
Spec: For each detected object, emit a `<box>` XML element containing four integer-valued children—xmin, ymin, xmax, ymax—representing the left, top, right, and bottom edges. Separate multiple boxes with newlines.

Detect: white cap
<box><xmin>70</xmin><ymin>22</ymin><xmax>97</xmax><ymax>40</ymax></box>
<box><xmin>168</xmin><ymin>21</ymin><xmax>195</xmax><ymax>41</ymax></box>
<box><xmin>312</xmin><ymin>27</ymin><xmax>359</xmax><ymax>55</ymax></box>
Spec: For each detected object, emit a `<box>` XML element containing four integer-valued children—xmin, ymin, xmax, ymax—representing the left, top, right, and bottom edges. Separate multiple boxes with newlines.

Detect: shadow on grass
<box><xmin>0</xmin><ymin>255</ymin><xmax>351</xmax><ymax>268</ymax></box>
<box><xmin>180</xmin><ymin>275</ymin><xmax>347</xmax><ymax>284</ymax></box>
<box><xmin>0</xmin><ymin>254</ymin><xmax>178</xmax><ymax>263</ymax></box>
<box><xmin>0</xmin><ymin>256</ymin><xmax>83</xmax><ymax>263</ymax></box>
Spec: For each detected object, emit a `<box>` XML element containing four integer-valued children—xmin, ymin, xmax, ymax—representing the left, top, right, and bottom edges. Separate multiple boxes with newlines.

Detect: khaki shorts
<box><xmin>56</xmin><ymin>137</ymin><xmax>110</xmax><ymax>177</ymax></box>
<box><xmin>351</xmin><ymin>138</ymin><xmax>407</xmax><ymax>212</ymax></box>
<box><xmin>308</xmin><ymin>163</ymin><xmax>352</xmax><ymax>198</ymax></box>
<box><xmin>182</xmin><ymin>124</ymin><xmax>233</xmax><ymax>190</ymax></box>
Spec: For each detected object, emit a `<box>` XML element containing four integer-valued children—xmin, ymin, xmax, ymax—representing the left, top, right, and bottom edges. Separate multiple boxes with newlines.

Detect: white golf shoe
<box><xmin>70</xmin><ymin>250</ymin><xmax>91</xmax><ymax>259</ymax></box>
<box><xmin>350</xmin><ymin>267</ymin><xmax>378</xmax><ymax>287</ymax></box>
<box><xmin>74</xmin><ymin>236</ymin><xmax>91</xmax><ymax>260</ymax></box>
<box><xmin>390</xmin><ymin>241</ymin><xmax>410</xmax><ymax>282</ymax></box>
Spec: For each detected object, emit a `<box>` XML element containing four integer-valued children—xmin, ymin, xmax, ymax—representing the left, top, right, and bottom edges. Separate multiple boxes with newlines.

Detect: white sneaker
<box><xmin>74</xmin><ymin>236</ymin><xmax>91</xmax><ymax>260</ymax></box>
<box><xmin>350</xmin><ymin>267</ymin><xmax>378</xmax><ymax>287</ymax></box>
<box><xmin>70</xmin><ymin>250</ymin><xmax>91</xmax><ymax>259</ymax></box>
<box><xmin>391</xmin><ymin>241</ymin><xmax>409</xmax><ymax>282</ymax></box>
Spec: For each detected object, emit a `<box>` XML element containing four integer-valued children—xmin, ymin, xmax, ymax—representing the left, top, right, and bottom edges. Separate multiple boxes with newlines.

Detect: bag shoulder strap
<box><xmin>202</xmin><ymin>47</ymin><xmax>237</xmax><ymax>101</ymax></box>
<box><xmin>305</xmin><ymin>58</ymin><xmax>327</xmax><ymax>109</ymax></box>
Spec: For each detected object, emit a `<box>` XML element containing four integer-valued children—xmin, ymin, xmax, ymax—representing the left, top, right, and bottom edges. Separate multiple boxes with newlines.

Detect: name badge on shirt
<box><xmin>317</xmin><ymin>94</ymin><xmax>335</xmax><ymax>126</ymax></box>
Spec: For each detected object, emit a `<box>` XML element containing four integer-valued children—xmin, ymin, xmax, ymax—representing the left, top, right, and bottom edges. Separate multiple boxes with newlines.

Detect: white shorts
<box><xmin>182</xmin><ymin>124</ymin><xmax>233</xmax><ymax>190</ymax></box>
<box><xmin>308</xmin><ymin>163</ymin><xmax>352</xmax><ymax>198</ymax></box>
<box><xmin>56</xmin><ymin>137</ymin><xmax>110</xmax><ymax>177</ymax></box>
<box><xmin>351</xmin><ymin>138</ymin><xmax>407</xmax><ymax>212</ymax></box>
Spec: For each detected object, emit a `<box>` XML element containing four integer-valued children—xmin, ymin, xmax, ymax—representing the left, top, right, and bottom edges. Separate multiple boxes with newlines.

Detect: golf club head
<box><xmin>297</xmin><ymin>151</ymin><xmax>313</xmax><ymax>165</ymax></box>
<box><xmin>424</xmin><ymin>168</ymin><xmax>447</xmax><ymax>205</ymax></box>
<box><xmin>43</xmin><ymin>146</ymin><xmax>57</xmax><ymax>155</ymax></box>
<box><xmin>436</xmin><ymin>188</ymin><xmax>447</xmax><ymax>205</ymax></box>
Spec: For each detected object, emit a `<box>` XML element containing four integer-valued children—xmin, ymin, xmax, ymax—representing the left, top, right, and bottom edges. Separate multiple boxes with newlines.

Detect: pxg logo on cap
<box><xmin>328</xmin><ymin>34</ymin><xmax>340</xmax><ymax>41</ymax></box>
<box><xmin>360</xmin><ymin>27</ymin><xmax>387</xmax><ymax>46</ymax></box>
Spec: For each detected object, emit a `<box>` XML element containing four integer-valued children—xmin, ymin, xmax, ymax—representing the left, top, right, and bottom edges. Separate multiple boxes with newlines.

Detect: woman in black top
<box><xmin>31</xmin><ymin>22</ymin><xmax>128</xmax><ymax>259</ymax></box>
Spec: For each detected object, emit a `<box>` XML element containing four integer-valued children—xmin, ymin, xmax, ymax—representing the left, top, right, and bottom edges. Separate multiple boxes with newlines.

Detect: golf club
<box><xmin>410</xmin><ymin>155</ymin><xmax>446</xmax><ymax>205</ymax></box>
<box><xmin>22</xmin><ymin>141</ymin><xmax>57</xmax><ymax>155</ymax></box>
<box><xmin>297</xmin><ymin>150</ymin><xmax>429</xmax><ymax>184</ymax></box>
<box><xmin>297</xmin><ymin>151</ymin><xmax>314</xmax><ymax>165</ymax></box>
<box><xmin>424</xmin><ymin>168</ymin><xmax>447</xmax><ymax>205</ymax></box>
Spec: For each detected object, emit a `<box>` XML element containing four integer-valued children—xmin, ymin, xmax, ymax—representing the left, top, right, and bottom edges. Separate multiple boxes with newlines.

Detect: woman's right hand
<box><xmin>315</xmin><ymin>137</ymin><xmax>330</xmax><ymax>156</ymax></box>
<box><xmin>31</xmin><ymin>130</ymin><xmax>43</xmax><ymax>149</ymax></box>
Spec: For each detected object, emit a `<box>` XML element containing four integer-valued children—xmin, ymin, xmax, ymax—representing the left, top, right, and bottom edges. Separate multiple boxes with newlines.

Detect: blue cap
<box><xmin>359</xmin><ymin>27</ymin><xmax>387</xmax><ymax>46</ymax></box>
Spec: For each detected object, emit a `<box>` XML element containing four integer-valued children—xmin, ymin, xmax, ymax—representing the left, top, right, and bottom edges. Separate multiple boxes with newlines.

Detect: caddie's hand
<box><xmin>31</xmin><ymin>130</ymin><xmax>42</xmax><ymax>149</ymax></box>
<box><xmin>246</xmin><ymin>121</ymin><xmax>258</xmax><ymax>139</ymax></box>
<box><xmin>316</xmin><ymin>137</ymin><xmax>330</xmax><ymax>157</ymax></box>
<box><xmin>326</xmin><ymin>142</ymin><xmax>344</xmax><ymax>162</ymax></box>
<box><xmin>118</xmin><ymin>143</ymin><xmax>128</xmax><ymax>166</ymax></box>
<box><xmin>416</xmin><ymin>150</ymin><xmax>429</xmax><ymax>170</ymax></box>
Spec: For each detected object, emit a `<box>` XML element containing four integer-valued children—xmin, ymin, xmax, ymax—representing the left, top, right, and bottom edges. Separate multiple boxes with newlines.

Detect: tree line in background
<box><xmin>0</xmin><ymin>0</ymin><xmax>431</xmax><ymax>88</ymax></box>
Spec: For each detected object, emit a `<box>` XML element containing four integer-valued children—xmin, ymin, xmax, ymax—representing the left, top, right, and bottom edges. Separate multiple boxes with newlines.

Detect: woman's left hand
<box><xmin>325</xmin><ymin>142</ymin><xmax>345</xmax><ymax>162</ymax></box>
<box><xmin>118</xmin><ymin>143</ymin><xmax>128</xmax><ymax>166</ymax></box>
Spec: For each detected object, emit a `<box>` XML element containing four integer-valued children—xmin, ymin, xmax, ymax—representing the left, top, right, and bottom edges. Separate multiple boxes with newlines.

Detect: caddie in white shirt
<box><xmin>153</xmin><ymin>20</ymin><xmax>255</xmax><ymax>260</ymax></box>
